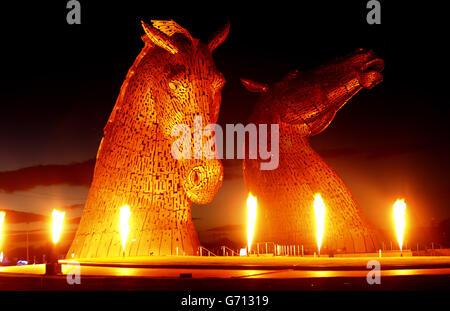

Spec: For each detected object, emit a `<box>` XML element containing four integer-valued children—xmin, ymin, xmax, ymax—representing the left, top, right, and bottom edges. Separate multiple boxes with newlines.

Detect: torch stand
<box><xmin>45</xmin><ymin>262</ymin><xmax>62</xmax><ymax>275</ymax></box>
<box><xmin>45</xmin><ymin>244</ymin><xmax>62</xmax><ymax>275</ymax></box>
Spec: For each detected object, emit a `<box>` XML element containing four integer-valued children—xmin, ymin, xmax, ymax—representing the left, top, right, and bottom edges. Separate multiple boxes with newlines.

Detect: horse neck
<box><xmin>106</xmin><ymin>43</ymin><xmax>156</xmax><ymax>129</ymax></box>
<box><xmin>279</xmin><ymin>124</ymin><xmax>313</xmax><ymax>153</ymax></box>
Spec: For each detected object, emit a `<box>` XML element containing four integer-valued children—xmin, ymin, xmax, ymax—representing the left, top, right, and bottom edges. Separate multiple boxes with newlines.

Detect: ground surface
<box><xmin>0</xmin><ymin>256</ymin><xmax>449</xmax><ymax>290</ymax></box>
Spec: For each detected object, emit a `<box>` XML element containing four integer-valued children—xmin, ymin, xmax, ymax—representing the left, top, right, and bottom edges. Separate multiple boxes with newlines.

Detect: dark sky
<box><xmin>0</xmin><ymin>1</ymin><xmax>449</xmax><ymax>252</ymax></box>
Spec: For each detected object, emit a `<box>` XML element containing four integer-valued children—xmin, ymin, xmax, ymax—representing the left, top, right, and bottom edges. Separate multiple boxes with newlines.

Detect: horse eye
<box><xmin>169</xmin><ymin>80</ymin><xmax>188</xmax><ymax>92</ymax></box>
<box><xmin>169</xmin><ymin>81</ymin><xmax>178</xmax><ymax>90</ymax></box>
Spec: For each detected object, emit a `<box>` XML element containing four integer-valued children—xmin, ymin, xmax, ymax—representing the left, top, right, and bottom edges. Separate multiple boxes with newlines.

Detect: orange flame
<box><xmin>313</xmin><ymin>194</ymin><xmax>326</xmax><ymax>255</ymax></box>
<box><xmin>247</xmin><ymin>194</ymin><xmax>257</xmax><ymax>253</ymax></box>
<box><xmin>393</xmin><ymin>199</ymin><xmax>406</xmax><ymax>252</ymax></box>
<box><xmin>52</xmin><ymin>209</ymin><xmax>65</xmax><ymax>244</ymax></box>
<box><xmin>120</xmin><ymin>205</ymin><xmax>131</xmax><ymax>252</ymax></box>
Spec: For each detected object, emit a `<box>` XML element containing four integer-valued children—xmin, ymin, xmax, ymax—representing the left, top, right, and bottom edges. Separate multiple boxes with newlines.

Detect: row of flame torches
<box><xmin>0</xmin><ymin>209</ymin><xmax>65</xmax><ymax>264</ymax></box>
<box><xmin>0</xmin><ymin>197</ymin><xmax>406</xmax><ymax>260</ymax></box>
<box><xmin>0</xmin><ymin>209</ymin><xmax>66</xmax><ymax>263</ymax></box>
<box><xmin>246</xmin><ymin>193</ymin><xmax>408</xmax><ymax>256</ymax></box>
<box><xmin>0</xmin><ymin>204</ymin><xmax>141</xmax><ymax>261</ymax></box>
<box><xmin>0</xmin><ymin>206</ymin><xmax>131</xmax><ymax>262</ymax></box>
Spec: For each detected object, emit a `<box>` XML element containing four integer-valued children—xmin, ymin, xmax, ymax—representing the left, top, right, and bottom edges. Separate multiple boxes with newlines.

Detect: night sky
<box><xmin>0</xmin><ymin>1</ymin><xmax>449</xmax><ymax>258</ymax></box>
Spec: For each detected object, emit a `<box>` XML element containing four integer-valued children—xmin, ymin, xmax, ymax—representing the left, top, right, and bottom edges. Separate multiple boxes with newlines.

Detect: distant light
<box><xmin>239</xmin><ymin>248</ymin><xmax>248</xmax><ymax>256</ymax></box>
<box><xmin>0</xmin><ymin>211</ymin><xmax>5</xmax><ymax>256</ymax></box>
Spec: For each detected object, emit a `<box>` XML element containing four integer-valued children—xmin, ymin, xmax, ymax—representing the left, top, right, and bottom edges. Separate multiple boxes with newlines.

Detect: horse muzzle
<box><xmin>180</xmin><ymin>159</ymin><xmax>224</xmax><ymax>204</ymax></box>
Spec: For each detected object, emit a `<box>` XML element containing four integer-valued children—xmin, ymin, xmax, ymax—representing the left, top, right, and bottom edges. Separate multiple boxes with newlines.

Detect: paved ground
<box><xmin>0</xmin><ymin>256</ymin><xmax>449</xmax><ymax>290</ymax></box>
<box><xmin>61</xmin><ymin>255</ymin><xmax>450</xmax><ymax>269</ymax></box>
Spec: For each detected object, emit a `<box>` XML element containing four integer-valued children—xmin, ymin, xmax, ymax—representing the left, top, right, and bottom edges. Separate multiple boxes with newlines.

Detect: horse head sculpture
<box><xmin>68</xmin><ymin>20</ymin><xmax>229</xmax><ymax>258</ymax></box>
<box><xmin>241</xmin><ymin>49</ymin><xmax>384</xmax><ymax>253</ymax></box>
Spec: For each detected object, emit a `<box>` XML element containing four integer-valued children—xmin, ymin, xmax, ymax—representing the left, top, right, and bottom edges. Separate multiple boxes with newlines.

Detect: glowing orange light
<box><xmin>313</xmin><ymin>193</ymin><xmax>326</xmax><ymax>255</ymax></box>
<box><xmin>120</xmin><ymin>205</ymin><xmax>131</xmax><ymax>252</ymax></box>
<box><xmin>0</xmin><ymin>211</ymin><xmax>5</xmax><ymax>260</ymax></box>
<box><xmin>52</xmin><ymin>209</ymin><xmax>65</xmax><ymax>244</ymax></box>
<box><xmin>393</xmin><ymin>199</ymin><xmax>406</xmax><ymax>252</ymax></box>
<box><xmin>247</xmin><ymin>194</ymin><xmax>257</xmax><ymax>254</ymax></box>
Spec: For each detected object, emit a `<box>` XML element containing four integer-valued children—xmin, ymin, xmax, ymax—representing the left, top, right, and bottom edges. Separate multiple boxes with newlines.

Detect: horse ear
<box><xmin>208</xmin><ymin>21</ymin><xmax>230</xmax><ymax>52</ymax></box>
<box><xmin>141</xmin><ymin>21</ymin><xmax>179</xmax><ymax>54</ymax></box>
<box><xmin>151</xmin><ymin>20</ymin><xmax>193</xmax><ymax>40</ymax></box>
<box><xmin>240</xmin><ymin>78</ymin><xmax>269</xmax><ymax>93</ymax></box>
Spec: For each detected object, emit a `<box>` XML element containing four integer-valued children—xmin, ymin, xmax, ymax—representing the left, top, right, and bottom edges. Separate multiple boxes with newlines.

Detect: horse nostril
<box><xmin>187</xmin><ymin>166</ymin><xmax>206</xmax><ymax>189</ymax></box>
<box><xmin>192</xmin><ymin>171</ymin><xmax>199</xmax><ymax>185</ymax></box>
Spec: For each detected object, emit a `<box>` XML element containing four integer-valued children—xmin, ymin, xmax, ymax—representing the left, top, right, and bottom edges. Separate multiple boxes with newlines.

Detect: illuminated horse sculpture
<box><xmin>68</xmin><ymin>20</ymin><xmax>229</xmax><ymax>258</ymax></box>
<box><xmin>242</xmin><ymin>49</ymin><xmax>384</xmax><ymax>253</ymax></box>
